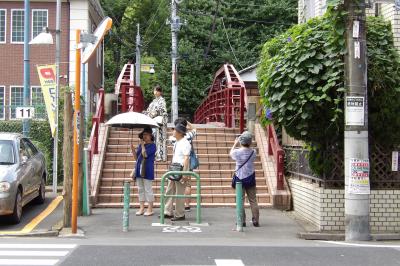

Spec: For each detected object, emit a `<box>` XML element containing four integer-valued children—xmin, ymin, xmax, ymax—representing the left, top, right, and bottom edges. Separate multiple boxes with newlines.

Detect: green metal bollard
<box><xmin>159</xmin><ymin>171</ymin><xmax>202</xmax><ymax>225</ymax></box>
<box><xmin>122</xmin><ymin>181</ymin><xmax>130</xmax><ymax>232</ymax></box>
<box><xmin>236</xmin><ymin>181</ymin><xmax>243</xmax><ymax>232</ymax></box>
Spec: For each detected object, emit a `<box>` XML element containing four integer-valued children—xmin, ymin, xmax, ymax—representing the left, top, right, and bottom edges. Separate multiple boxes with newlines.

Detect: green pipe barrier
<box><xmin>122</xmin><ymin>181</ymin><xmax>130</xmax><ymax>232</ymax></box>
<box><xmin>159</xmin><ymin>171</ymin><xmax>201</xmax><ymax>225</ymax></box>
<box><xmin>236</xmin><ymin>181</ymin><xmax>243</xmax><ymax>232</ymax></box>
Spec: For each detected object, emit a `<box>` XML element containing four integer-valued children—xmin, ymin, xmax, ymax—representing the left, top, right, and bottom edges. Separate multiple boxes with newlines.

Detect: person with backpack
<box><xmin>163</xmin><ymin>123</ymin><xmax>191</xmax><ymax>221</ymax></box>
<box><xmin>230</xmin><ymin>131</ymin><xmax>260</xmax><ymax>227</ymax></box>
<box><xmin>169</xmin><ymin>118</ymin><xmax>198</xmax><ymax>211</ymax></box>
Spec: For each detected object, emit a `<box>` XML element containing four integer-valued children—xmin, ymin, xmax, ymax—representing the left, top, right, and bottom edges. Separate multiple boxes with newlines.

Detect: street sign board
<box><xmin>345</xmin><ymin>96</ymin><xmax>365</xmax><ymax>126</ymax></box>
<box><xmin>16</xmin><ymin>107</ymin><xmax>35</xmax><ymax>119</ymax></box>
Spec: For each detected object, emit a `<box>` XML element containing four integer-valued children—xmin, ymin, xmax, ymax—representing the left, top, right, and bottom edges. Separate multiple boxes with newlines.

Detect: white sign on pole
<box><xmin>16</xmin><ymin>107</ymin><xmax>35</xmax><ymax>119</ymax></box>
<box><xmin>348</xmin><ymin>158</ymin><xmax>370</xmax><ymax>194</ymax></box>
<box><xmin>353</xmin><ymin>20</ymin><xmax>360</xmax><ymax>38</ymax></box>
<box><xmin>345</xmin><ymin>96</ymin><xmax>364</xmax><ymax>126</ymax></box>
<box><xmin>392</xmin><ymin>151</ymin><xmax>399</xmax><ymax>171</ymax></box>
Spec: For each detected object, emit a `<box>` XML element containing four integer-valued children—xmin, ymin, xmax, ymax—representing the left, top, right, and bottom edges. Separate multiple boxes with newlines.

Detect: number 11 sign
<box><xmin>16</xmin><ymin>107</ymin><xmax>35</xmax><ymax>119</ymax></box>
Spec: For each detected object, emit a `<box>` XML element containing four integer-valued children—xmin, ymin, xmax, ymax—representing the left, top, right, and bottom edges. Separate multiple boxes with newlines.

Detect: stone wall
<box><xmin>289</xmin><ymin>177</ymin><xmax>400</xmax><ymax>232</ymax></box>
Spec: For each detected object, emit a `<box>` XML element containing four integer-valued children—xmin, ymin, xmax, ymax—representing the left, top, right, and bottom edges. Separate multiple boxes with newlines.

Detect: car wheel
<box><xmin>9</xmin><ymin>190</ymin><xmax>22</xmax><ymax>224</ymax></box>
<box><xmin>34</xmin><ymin>177</ymin><xmax>46</xmax><ymax>204</ymax></box>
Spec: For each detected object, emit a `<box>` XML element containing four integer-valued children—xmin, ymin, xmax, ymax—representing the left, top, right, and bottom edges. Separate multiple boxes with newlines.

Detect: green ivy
<box><xmin>258</xmin><ymin>11</ymin><xmax>400</xmax><ymax>177</ymax></box>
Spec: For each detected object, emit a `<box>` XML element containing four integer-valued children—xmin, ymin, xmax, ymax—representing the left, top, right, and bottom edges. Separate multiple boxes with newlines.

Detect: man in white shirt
<box><xmin>164</xmin><ymin>123</ymin><xmax>191</xmax><ymax>221</ymax></box>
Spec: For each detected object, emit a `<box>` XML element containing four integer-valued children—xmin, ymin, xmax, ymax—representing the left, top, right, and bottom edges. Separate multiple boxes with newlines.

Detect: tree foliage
<box><xmin>101</xmin><ymin>0</ymin><xmax>297</xmax><ymax>116</ymax></box>
<box><xmin>258</xmin><ymin>11</ymin><xmax>400</xmax><ymax>177</ymax></box>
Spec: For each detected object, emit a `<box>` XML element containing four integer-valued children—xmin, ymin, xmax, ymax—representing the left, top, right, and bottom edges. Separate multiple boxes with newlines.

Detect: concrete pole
<box><xmin>171</xmin><ymin>0</ymin><xmax>179</xmax><ymax>122</ymax></box>
<box><xmin>53</xmin><ymin>0</ymin><xmax>61</xmax><ymax>194</ymax></box>
<box><xmin>23</xmin><ymin>0</ymin><xmax>30</xmax><ymax>137</ymax></box>
<box><xmin>135</xmin><ymin>23</ymin><xmax>141</xmax><ymax>86</ymax></box>
<box><xmin>344</xmin><ymin>0</ymin><xmax>370</xmax><ymax>241</ymax></box>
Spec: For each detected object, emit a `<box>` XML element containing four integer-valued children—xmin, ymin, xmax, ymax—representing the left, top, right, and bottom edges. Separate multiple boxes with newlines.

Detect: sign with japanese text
<box><xmin>392</xmin><ymin>151</ymin><xmax>399</xmax><ymax>172</ymax></box>
<box><xmin>37</xmin><ymin>65</ymin><xmax>57</xmax><ymax>137</ymax></box>
<box><xmin>349</xmin><ymin>158</ymin><xmax>370</xmax><ymax>194</ymax></box>
<box><xmin>345</xmin><ymin>96</ymin><xmax>365</xmax><ymax>126</ymax></box>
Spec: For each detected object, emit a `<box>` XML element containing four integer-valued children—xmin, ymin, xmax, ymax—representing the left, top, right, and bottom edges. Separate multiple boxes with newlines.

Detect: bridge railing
<box><xmin>194</xmin><ymin>64</ymin><xmax>246</xmax><ymax>133</ymax></box>
<box><xmin>88</xmin><ymin>88</ymin><xmax>105</xmax><ymax>169</ymax></box>
<box><xmin>267</xmin><ymin>124</ymin><xmax>284</xmax><ymax>190</ymax></box>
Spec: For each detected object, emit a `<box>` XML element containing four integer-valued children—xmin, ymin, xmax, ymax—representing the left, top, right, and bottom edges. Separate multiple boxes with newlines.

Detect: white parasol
<box><xmin>105</xmin><ymin>111</ymin><xmax>159</xmax><ymax>129</ymax></box>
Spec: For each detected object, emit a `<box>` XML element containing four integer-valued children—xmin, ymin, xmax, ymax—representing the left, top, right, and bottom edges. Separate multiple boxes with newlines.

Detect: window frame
<box><xmin>31</xmin><ymin>9</ymin><xmax>48</xmax><ymax>40</ymax></box>
<box><xmin>11</xmin><ymin>9</ymin><xmax>25</xmax><ymax>44</ymax></box>
<box><xmin>30</xmin><ymin>86</ymin><xmax>46</xmax><ymax>120</ymax></box>
<box><xmin>9</xmin><ymin>85</ymin><xmax>24</xmax><ymax>120</ymax></box>
<box><xmin>0</xmin><ymin>86</ymin><xmax>4</xmax><ymax>120</ymax></box>
<box><xmin>0</xmin><ymin>9</ymin><xmax>6</xmax><ymax>44</ymax></box>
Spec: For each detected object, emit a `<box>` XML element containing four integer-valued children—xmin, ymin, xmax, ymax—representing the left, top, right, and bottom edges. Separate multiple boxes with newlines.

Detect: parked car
<box><xmin>0</xmin><ymin>133</ymin><xmax>47</xmax><ymax>223</ymax></box>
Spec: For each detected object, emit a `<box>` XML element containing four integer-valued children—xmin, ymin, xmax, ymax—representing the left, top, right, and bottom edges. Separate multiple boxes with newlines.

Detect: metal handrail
<box><xmin>159</xmin><ymin>171</ymin><xmax>202</xmax><ymax>224</ymax></box>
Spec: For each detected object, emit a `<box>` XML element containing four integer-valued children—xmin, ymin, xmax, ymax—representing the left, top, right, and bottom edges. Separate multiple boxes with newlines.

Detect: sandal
<box><xmin>144</xmin><ymin>211</ymin><xmax>154</xmax><ymax>216</ymax></box>
<box><xmin>136</xmin><ymin>210</ymin><xmax>145</xmax><ymax>216</ymax></box>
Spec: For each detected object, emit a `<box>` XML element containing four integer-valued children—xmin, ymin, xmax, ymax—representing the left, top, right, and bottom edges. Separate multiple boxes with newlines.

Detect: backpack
<box><xmin>188</xmin><ymin>134</ymin><xmax>199</xmax><ymax>170</ymax></box>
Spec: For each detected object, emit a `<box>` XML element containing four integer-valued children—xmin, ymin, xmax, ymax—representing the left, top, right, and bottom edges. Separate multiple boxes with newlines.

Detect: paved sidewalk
<box><xmin>74</xmin><ymin>207</ymin><xmax>307</xmax><ymax>246</ymax></box>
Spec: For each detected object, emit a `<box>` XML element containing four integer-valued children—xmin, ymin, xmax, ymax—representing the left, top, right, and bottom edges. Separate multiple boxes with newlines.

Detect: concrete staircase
<box><xmin>95</xmin><ymin>126</ymin><xmax>272</xmax><ymax>208</ymax></box>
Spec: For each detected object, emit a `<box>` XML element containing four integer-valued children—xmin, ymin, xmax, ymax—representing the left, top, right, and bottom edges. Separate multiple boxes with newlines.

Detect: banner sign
<box><xmin>37</xmin><ymin>65</ymin><xmax>57</xmax><ymax>137</ymax></box>
<box><xmin>348</xmin><ymin>158</ymin><xmax>370</xmax><ymax>194</ymax></box>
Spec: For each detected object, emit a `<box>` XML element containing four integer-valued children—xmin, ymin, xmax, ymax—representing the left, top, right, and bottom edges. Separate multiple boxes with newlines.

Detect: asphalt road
<box><xmin>0</xmin><ymin>194</ymin><xmax>57</xmax><ymax>231</ymax></box>
<box><xmin>59</xmin><ymin>244</ymin><xmax>400</xmax><ymax>266</ymax></box>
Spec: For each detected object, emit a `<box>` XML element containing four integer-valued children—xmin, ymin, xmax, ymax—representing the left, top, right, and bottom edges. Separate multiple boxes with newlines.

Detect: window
<box><xmin>11</xmin><ymin>9</ymin><xmax>24</xmax><ymax>43</ymax></box>
<box><xmin>32</xmin><ymin>9</ymin><xmax>48</xmax><ymax>39</ymax></box>
<box><xmin>10</xmin><ymin>86</ymin><xmax>23</xmax><ymax>119</ymax></box>
<box><xmin>0</xmin><ymin>86</ymin><xmax>4</xmax><ymax>119</ymax></box>
<box><xmin>0</xmin><ymin>140</ymin><xmax>15</xmax><ymax>164</ymax></box>
<box><xmin>23</xmin><ymin>138</ymin><xmax>38</xmax><ymax>156</ymax></box>
<box><xmin>31</xmin><ymin>87</ymin><xmax>46</xmax><ymax>119</ymax></box>
<box><xmin>0</xmin><ymin>9</ymin><xmax>6</xmax><ymax>43</ymax></box>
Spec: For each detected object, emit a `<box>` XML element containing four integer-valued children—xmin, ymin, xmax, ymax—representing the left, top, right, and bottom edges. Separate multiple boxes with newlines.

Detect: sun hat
<box><xmin>239</xmin><ymin>131</ymin><xmax>252</xmax><ymax>145</ymax></box>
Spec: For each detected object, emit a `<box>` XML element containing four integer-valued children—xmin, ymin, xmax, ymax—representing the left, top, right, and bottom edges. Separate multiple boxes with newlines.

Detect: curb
<box><xmin>298</xmin><ymin>231</ymin><xmax>400</xmax><ymax>241</ymax></box>
<box><xmin>0</xmin><ymin>230</ymin><xmax>59</xmax><ymax>238</ymax></box>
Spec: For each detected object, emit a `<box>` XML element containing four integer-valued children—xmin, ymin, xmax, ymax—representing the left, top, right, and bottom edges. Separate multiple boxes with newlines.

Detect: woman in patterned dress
<box><xmin>143</xmin><ymin>85</ymin><xmax>168</xmax><ymax>161</ymax></box>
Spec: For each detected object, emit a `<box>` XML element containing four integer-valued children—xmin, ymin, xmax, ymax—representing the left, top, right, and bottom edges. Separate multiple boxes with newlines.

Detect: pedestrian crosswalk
<box><xmin>0</xmin><ymin>244</ymin><xmax>77</xmax><ymax>266</ymax></box>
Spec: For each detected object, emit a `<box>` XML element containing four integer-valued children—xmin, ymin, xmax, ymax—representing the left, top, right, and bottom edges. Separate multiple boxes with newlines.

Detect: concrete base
<box><xmin>58</xmin><ymin>228</ymin><xmax>85</xmax><ymax>238</ymax></box>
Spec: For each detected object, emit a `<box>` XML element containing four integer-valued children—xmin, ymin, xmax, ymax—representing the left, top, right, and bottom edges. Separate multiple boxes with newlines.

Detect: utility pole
<box><xmin>135</xmin><ymin>23</ymin><xmax>141</xmax><ymax>86</ymax></box>
<box><xmin>53</xmin><ymin>0</ymin><xmax>61</xmax><ymax>194</ymax></box>
<box><xmin>170</xmin><ymin>0</ymin><xmax>181</xmax><ymax>122</ymax></box>
<box><xmin>344</xmin><ymin>0</ymin><xmax>370</xmax><ymax>241</ymax></box>
<box><xmin>23</xmin><ymin>0</ymin><xmax>30</xmax><ymax>137</ymax></box>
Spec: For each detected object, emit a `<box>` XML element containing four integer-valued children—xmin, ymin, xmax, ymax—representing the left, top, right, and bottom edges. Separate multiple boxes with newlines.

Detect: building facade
<box><xmin>0</xmin><ymin>0</ymin><xmax>104</xmax><ymax>121</ymax></box>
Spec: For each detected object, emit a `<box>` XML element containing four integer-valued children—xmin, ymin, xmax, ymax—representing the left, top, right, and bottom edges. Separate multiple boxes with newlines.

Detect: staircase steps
<box><xmin>95</xmin><ymin>126</ymin><xmax>272</xmax><ymax>208</ymax></box>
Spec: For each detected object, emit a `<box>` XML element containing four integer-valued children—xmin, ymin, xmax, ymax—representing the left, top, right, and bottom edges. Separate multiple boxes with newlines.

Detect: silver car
<box><xmin>0</xmin><ymin>133</ymin><xmax>47</xmax><ymax>223</ymax></box>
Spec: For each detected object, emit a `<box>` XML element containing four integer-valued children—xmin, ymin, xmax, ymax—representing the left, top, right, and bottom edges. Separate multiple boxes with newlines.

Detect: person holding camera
<box><xmin>163</xmin><ymin>123</ymin><xmax>191</xmax><ymax>221</ymax></box>
<box><xmin>131</xmin><ymin>127</ymin><xmax>156</xmax><ymax>216</ymax></box>
<box><xmin>230</xmin><ymin>131</ymin><xmax>260</xmax><ymax>227</ymax></box>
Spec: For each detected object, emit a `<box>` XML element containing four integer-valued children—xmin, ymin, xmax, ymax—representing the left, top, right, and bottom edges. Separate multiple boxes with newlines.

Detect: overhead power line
<box><xmin>221</xmin><ymin>17</ymin><xmax>243</xmax><ymax>69</ymax></box>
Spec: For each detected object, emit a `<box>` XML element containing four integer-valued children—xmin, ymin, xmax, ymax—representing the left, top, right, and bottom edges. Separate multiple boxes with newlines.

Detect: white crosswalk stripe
<box><xmin>0</xmin><ymin>243</ymin><xmax>77</xmax><ymax>266</ymax></box>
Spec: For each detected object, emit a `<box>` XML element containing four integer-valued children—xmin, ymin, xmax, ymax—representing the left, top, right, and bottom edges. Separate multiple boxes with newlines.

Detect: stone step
<box><xmin>104</xmin><ymin>153</ymin><xmax>260</xmax><ymax>162</ymax></box>
<box><xmin>110</xmin><ymin>127</ymin><xmax>240</xmax><ymax>132</ymax></box>
<box><xmin>102</xmin><ymin>161</ymin><xmax>263</xmax><ymax>170</ymax></box>
<box><xmin>107</xmin><ymin>139</ymin><xmax>253</xmax><ymax>146</ymax></box>
<box><xmin>95</xmin><ymin>202</ymin><xmax>272</xmax><ymax>208</ymax></box>
<box><xmin>100</xmin><ymin>177</ymin><xmax>266</xmax><ymax>187</ymax></box>
<box><xmin>106</xmin><ymin>146</ymin><xmax>259</xmax><ymax>154</ymax></box>
<box><xmin>101</xmin><ymin>169</ymin><xmax>265</xmax><ymax>179</ymax></box>
<box><xmin>96</xmin><ymin>193</ymin><xmax>271</xmax><ymax>205</ymax></box>
<box><xmin>99</xmin><ymin>185</ymin><xmax>269</xmax><ymax>194</ymax></box>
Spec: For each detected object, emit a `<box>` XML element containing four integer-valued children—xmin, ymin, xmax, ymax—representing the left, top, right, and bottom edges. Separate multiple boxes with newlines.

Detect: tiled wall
<box><xmin>289</xmin><ymin>178</ymin><xmax>400</xmax><ymax>232</ymax></box>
